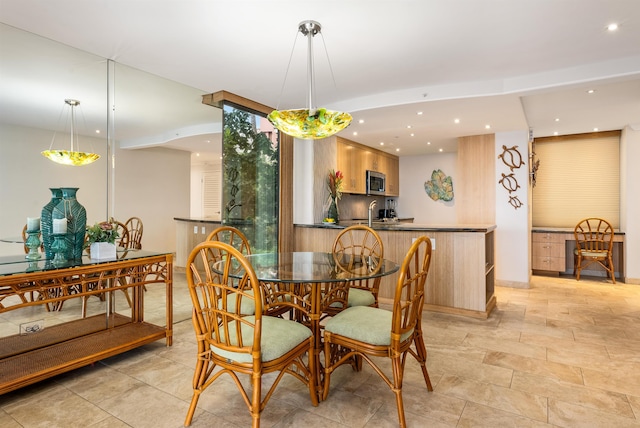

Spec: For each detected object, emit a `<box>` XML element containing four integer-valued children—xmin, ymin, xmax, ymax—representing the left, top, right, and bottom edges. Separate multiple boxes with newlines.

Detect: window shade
<box><xmin>532</xmin><ymin>133</ymin><xmax>620</xmax><ymax>228</ymax></box>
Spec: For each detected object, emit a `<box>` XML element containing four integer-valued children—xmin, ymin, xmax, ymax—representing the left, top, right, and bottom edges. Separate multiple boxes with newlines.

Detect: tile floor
<box><xmin>1</xmin><ymin>273</ymin><xmax>640</xmax><ymax>427</ymax></box>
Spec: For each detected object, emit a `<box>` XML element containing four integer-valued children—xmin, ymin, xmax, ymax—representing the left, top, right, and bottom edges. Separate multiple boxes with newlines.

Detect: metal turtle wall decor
<box><xmin>497</xmin><ymin>145</ymin><xmax>525</xmax><ymax>210</ymax></box>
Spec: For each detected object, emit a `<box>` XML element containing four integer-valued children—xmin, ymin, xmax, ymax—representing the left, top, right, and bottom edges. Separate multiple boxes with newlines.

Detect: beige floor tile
<box><xmin>548</xmin><ymin>398</ymin><xmax>640</xmax><ymax>428</ymax></box>
<box><xmin>511</xmin><ymin>371</ymin><xmax>635</xmax><ymax>418</ymax></box>
<box><xmin>2</xmin><ymin>385</ymin><xmax>111</xmax><ymax>428</ymax></box>
<box><xmin>428</xmin><ymin>349</ymin><xmax>514</xmax><ymax>387</ymax></box>
<box><xmin>582</xmin><ymin>366</ymin><xmax>640</xmax><ymax>396</ymax></box>
<box><xmin>519</xmin><ymin>331</ymin><xmax>609</xmax><ymax>357</ymax></box>
<box><xmin>463</xmin><ymin>333</ymin><xmax>547</xmax><ymax>359</ymax></box>
<box><xmin>436</xmin><ymin>374</ymin><xmax>548</xmax><ymax>421</ymax></box>
<box><xmin>456</xmin><ymin>401</ymin><xmax>552</xmax><ymax>427</ymax></box>
<box><xmin>483</xmin><ymin>351</ymin><xmax>583</xmax><ymax>384</ymax></box>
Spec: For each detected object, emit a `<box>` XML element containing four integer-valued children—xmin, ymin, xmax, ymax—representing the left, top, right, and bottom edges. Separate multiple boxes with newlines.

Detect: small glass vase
<box><xmin>327</xmin><ymin>196</ymin><xmax>339</xmax><ymax>223</ymax></box>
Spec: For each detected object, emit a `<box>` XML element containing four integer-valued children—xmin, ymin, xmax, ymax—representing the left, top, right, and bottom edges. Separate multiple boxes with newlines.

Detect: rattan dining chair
<box><xmin>322</xmin><ymin>236</ymin><xmax>433</xmax><ymax>428</ymax></box>
<box><xmin>184</xmin><ymin>241</ymin><xmax>318</xmax><ymax>428</ymax></box>
<box><xmin>332</xmin><ymin>224</ymin><xmax>384</xmax><ymax>308</ymax></box>
<box><xmin>574</xmin><ymin>217</ymin><xmax>616</xmax><ymax>283</ymax></box>
<box><xmin>122</xmin><ymin>216</ymin><xmax>143</xmax><ymax>249</ymax></box>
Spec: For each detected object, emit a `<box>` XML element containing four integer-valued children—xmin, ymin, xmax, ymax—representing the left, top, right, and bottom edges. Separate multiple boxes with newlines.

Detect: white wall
<box><xmin>397</xmin><ymin>153</ymin><xmax>457</xmax><ymax>224</ymax></box>
<box><xmin>0</xmin><ymin>123</ymin><xmax>190</xmax><ymax>257</ymax></box>
<box><xmin>495</xmin><ymin>131</ymin><xmax>530</xmax><ymax>287</ymax></box>
<box><xmin>620</xmin><ymin>127</ymin><xmax>640</xmax><ymax>284</ymax></box>
<box><xmin>293</xmin><ymin>139</ymin><xmax>315</xmax><ymax>224</ymax></box>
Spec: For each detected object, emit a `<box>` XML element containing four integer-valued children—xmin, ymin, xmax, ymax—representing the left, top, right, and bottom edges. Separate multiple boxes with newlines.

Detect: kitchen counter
<box><xmin>294</xmin><ymin>223</ymin><xmax>497</xmax><ymax>318</ymax></box>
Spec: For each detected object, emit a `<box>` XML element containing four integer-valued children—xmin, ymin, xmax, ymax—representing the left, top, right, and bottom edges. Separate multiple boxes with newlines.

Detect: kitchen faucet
<box><xmin>368</xmin><ymin>199</ymin><xmax>377</xmax><ymax>227</ymax></box>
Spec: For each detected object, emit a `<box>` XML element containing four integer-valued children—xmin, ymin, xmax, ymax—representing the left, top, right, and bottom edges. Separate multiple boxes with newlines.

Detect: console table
<box><xmin>0</xmin><ymin>250</ymin><xmax>173</xmax><ymax>394</ymax></box>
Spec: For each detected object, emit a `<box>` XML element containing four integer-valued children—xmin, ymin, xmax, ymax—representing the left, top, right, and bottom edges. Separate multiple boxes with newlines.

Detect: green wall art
<box><xmin>424</xmin><ymin>169</ymin><xmax>454</xmax><ymax>202</ymax></box>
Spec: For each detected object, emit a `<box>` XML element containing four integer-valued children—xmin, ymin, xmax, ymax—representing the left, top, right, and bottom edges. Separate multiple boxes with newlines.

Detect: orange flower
<box><xmin>327</xmin><ymin>169</ymin><xmax>344</xmax><ymax>200</ymax></box>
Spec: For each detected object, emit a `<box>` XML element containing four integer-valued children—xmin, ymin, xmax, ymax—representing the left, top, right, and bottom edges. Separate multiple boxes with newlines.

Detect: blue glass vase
<box><xmin>41</xmin><ymin>187</ymin><xmax>62</xmax><ymax>259</ymax></box>
<box><xmin>52</xmin><ymin>187</ymin><xmax>86</xmax><ymax>260</ymax></box>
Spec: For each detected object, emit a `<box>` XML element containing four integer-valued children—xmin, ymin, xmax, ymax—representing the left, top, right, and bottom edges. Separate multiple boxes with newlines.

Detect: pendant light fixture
<box><xmin>268</xmin><ymin>20</ymin><xmax>352</xmax><ymax>140</ymax></box>
<box><xmin>42</xmin><ymin>99</ymin><xmax>100</xmax><ymax>166</ymax></box>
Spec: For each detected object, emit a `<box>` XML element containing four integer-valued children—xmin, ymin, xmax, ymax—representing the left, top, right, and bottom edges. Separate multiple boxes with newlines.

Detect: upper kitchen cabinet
<box><xmin>336</xmin><ymin>137</ymin><xmax>399</xmax><ymax>196</ymax></box>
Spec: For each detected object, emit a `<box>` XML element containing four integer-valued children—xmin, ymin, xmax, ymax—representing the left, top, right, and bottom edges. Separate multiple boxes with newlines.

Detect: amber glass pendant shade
<box><xmin>41</xmin><ymin>150</ymin><xmax>100</xmax><ymax>166</ymax></box>
<box><xmin>42</xmin><ymin>99</ymin><xmax>100</xmax><ymax>166</ymax></box>
<box><xmin>268</xmin><ymin>108</ymin><xmax>352</xmax><ymax>140</ymax></box>
<box><xmin>270</xmin><ymin>21</ymin><xmax>351</xmax><ymax>140</ymax></box>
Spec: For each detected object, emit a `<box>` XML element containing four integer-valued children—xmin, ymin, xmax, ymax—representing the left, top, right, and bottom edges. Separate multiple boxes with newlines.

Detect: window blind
<box><xmin>532</xmin><ymin>132</ymin><xmax>620</xmax><ymax>228</ymax></box>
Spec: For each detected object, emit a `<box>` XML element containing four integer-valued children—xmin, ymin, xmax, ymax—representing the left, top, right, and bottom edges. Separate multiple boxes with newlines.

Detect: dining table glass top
<box><xmin>219</xmin><ymin>251</ymin><xmax>399</xmax><ymax>283</ymax></box>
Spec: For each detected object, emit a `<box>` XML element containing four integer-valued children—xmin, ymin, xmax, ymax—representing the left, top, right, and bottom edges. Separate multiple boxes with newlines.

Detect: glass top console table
<box><xmin>0</xmin><ymin>250</ymin><xmax>173</xmax><ymax>395</ymax></box>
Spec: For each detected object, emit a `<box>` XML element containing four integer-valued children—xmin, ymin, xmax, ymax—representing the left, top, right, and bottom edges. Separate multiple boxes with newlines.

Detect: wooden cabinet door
<box><xmin>385</xmin><ymin>155</ymin><xmax>399</xmax><ymax>196</ymax></box>
<box><xmin>337</xmin><ymin>138</ymin><xmax>365</xmax><ymax>194</ymax></box>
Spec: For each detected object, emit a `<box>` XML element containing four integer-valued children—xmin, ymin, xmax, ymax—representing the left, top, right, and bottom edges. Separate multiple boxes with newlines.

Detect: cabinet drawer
<box><xmin>532</xmin><ymin>232</ymin><xmax>564</xmax><ymax>244</ymax></box>
<box><xmin>532</xmin><ymin>242</ymin><xmax>565</xmax><ymax>258</ymax></box>
<box><xmin>532</xmin><ymin>256</ymin><xmax>565</xmax><ymax>272</ymax></box>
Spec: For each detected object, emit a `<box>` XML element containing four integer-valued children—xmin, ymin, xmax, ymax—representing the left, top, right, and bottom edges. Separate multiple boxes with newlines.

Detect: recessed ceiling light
<box><xmin>358</xmin><ymin>119</ymin><xmax>365</xmax><ymax>124</ymax></box>
<box><xmin>587</xmin><ymin>89</ymin><xmax>595</xmax><ymax>94</ymax></box>
<box><xmin>196</xmin><ymin>153</ymin><xmax>200</xmax><ymax>157</ymax></box>
<box><xmin>95</xmin><ymin>129</ymin><xmax>100</xmax><ymax>134</ymax></box>
<box><xmin>410</xmin><ymin>133</ymin><xmax>414</xmax><ymax>137</ymax></box>
<box><xmin>417</xmin><ymin>111</ymin><xmax>423</xmax><ymax>115</ymax></box>
<box><xmin>407</xmin><ymin>125</ymin><xmax>412</xmax><ymax>129</ymax></box>
<box><xmin>593</xmin><ymin>127</ymin><xmax>599</xmax><ymax>132</ymax></box>
<box><xmin>555</xmin><ymin>118</ymin><xmax>560</xmax><ymax>122</ymax></box>
<box><xmin>454</xmin><ymin>118</ymin><xmax>460</xmax><ymax>124</ymax></box>
<box><xmin>395</xmin><ymin>148</ymin><xmax>400</xmax><ymax>152</ymax></box>
<box><xmin>485</xmin><ymin>124</ymin><xmax>491</xmax><ymax>129</ymax></box>
<box><xmin>427</xmin><ymin>141</ymin><xmax>431</xmax><ymax>145</ymax></box>
<box><xmin>439</xmin><ymin>148</ymin><xmax>443</xmax><ymax>152</ymax></box>
<box><xmin>380</xmin><ymin>142</ymin><xmax>384</xmax><ymax>146</ymax></box>
<box><xmin>553</xmin><ymin>131</ymin><xmax>559</xmax><ymax>136</ymax></box>
<box><xmin>607</xmin><ymin>23</ymin><xmax>619</xmax><ymax>31</ymax></box>
<box><xmin>352</xmin><ymin>131</ymin><xmax>358</xmax><ymax>136</ymax></box>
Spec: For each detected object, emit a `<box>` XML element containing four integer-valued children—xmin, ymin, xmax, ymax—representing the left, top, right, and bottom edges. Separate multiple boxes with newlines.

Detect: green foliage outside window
<box><xmin>222</xmin><ymin>106</ymin><xmax>279</xmax><ymax>253</ymax></box>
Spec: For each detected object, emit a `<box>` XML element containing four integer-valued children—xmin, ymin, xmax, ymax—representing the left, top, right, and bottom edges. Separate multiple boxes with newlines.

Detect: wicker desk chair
<box><xmin>574</xmin><ymin>217</ymin><xmax>616</xmax><ymax>283</ymax></box>
<box><xmin>322</xmin><ymin>236</ymin><xmax>433</xmax><ymax>428</ymax></box>
<box><xmin>332</xmin><ymin>224</ymin><xmax>384</xmax><ymax>308</ymax></box>
<box><xmin>184</xmin><ymin>241</ymin><xmax>318</xmax><ymax>428</ymax></box>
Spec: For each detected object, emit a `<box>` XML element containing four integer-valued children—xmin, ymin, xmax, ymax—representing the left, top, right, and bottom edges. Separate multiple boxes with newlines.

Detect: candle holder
<box><xmin>25</xmin><ymin>230</ymin><xmax>42</xmax><ymax>260</ymax></box>
<box><xmin>51</xmin><ymin>233</ymin><xmax>68</xmax><ymax>266</ymax></box>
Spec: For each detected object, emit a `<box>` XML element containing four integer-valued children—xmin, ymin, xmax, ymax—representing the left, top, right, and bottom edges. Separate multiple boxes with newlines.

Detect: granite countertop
<box><xmin>297</xmin><ymin>222</ymin><xmax>497</xmax><ymax>233</ymax></box>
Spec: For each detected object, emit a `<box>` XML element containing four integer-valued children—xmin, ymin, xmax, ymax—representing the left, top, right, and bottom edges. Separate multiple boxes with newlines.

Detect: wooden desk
<box><xmin>0</xmin><ymin>250</ymin><xmax>173</xmax><ymax>394</ymax></box>
<box><xmin>532</xmin><ymin>228</ymin><xmax>625</xmax><ymax>281</ymax></box>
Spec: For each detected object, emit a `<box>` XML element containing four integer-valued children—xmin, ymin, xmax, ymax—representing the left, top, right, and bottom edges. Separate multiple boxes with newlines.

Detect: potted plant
<box><xmin>85</xmin><ymin>218</ymin><xmax>119</xmax><ymax>259</ymax></box>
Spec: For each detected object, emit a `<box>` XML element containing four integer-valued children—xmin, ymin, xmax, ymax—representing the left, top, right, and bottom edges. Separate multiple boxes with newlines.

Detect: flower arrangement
<box><xmin>327</xmin><ymin>169</ymin><xmax>344</xmax><ymax>200</ymax></box>
<box><xmin>85</xmin><ymin>218</ymin><xmax>120</xmax><ymax>248</ymax></box>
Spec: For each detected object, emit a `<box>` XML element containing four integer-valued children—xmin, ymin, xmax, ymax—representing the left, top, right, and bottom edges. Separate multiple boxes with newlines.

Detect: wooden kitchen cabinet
<box><xmin>532</xmin><ymin>232</ymin><xmax>566</xmax><ymax>272</ymax></box>
<box><xmin>337</xmin><ymin>137</ymin><xmax>399</xmax><ymax>195</ymax></box>
<box><xmin>337</xmin><ymin>138</ymin><xmax>365</xmax><ymax>194</ymax></box>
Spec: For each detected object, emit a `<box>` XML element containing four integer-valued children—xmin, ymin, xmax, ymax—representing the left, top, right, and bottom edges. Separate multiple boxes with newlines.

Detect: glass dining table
<box><xmin>222</xmin><ymin>251</ymin><xmax>400</xmax><ymax>400</ymax></box>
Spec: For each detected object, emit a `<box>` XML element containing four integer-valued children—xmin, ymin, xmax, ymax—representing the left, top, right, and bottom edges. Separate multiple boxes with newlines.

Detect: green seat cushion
<box><xmin>347</xmin><ymin>288</ymin><xmax>376</xmax><ymax>307</ymax></box>
<box><xmin>211</xmin><ymin>316</ymin><xmax>311</xmax><ymax>363</ymax></box>
<box><xmin>324</xmin><ymin>306</ymin><xmax>413</xmax><ymax>345</ymax></box>
<box><xmin>219</xmin><ymin>290</ymin><xmax>255</xmax><ymax>315</ymax></box>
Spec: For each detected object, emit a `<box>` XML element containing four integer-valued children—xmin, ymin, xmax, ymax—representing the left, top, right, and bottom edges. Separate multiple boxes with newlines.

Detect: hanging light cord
<box><xmin>273</xmin><ymin>28</ymin><xmax>301</xmax><ymax>112</ymax></box>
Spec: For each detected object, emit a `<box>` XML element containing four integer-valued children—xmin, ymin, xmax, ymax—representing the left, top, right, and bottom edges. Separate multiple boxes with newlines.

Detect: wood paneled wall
<box><xmin>456</xmin><ymin>134</ymin><xmax>496</xmax><ymax>224</ymax></box>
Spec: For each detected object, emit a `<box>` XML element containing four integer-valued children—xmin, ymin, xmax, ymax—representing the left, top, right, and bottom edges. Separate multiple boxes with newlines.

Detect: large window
<box><xmin>532</xmin><ymin>131</ymin><xmax>620</xmax><ymax>228</ymax></box>
<box><xmin>222</xmin><ymin>104</ymin><xmax>279</xmax><ymax>253</ymax></box>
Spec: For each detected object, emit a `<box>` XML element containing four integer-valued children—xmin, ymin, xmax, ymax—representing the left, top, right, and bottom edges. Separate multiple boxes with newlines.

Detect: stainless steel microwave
<box><xmin>366</xmin><ymin>170</ymin><xmax>386</xmax><ymax>195</ymax></box>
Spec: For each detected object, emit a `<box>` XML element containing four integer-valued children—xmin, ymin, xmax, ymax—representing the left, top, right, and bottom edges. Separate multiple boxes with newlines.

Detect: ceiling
<box><xmin>1</xmin><ymin>0</ymin><xmax>639</xmax><ymax>159</ymax></box>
